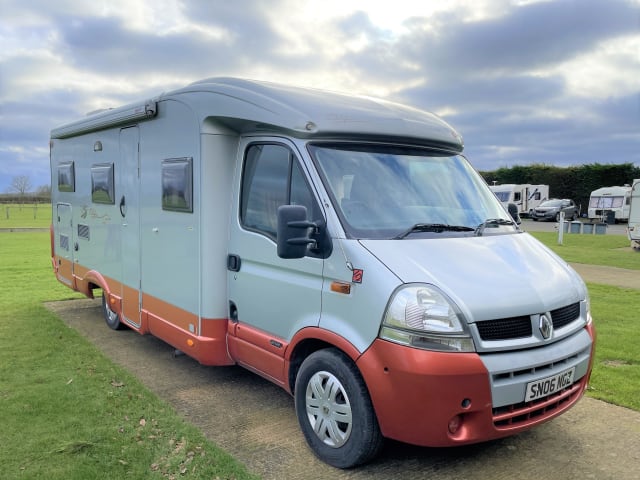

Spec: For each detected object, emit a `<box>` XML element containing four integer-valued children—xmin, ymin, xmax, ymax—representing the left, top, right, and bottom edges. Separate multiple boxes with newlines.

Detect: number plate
<box><xmin>525</xmin><ymin>367</ymin><xmax>575</xmax><ymax>402</ymax></box>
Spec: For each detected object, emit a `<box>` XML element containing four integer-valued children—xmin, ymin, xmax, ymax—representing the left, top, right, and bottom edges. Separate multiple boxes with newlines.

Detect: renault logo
<box><xmin>539</xmin><ymin>314</ymin><xmax>553</xmax><ymax>340</ymax></box>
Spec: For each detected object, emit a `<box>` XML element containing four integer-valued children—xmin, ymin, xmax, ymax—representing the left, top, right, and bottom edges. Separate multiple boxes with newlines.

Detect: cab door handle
<box><xmin>227</xmin><ymin>254</ymin><xmax>241</xmax><ymax>272</ymax></box>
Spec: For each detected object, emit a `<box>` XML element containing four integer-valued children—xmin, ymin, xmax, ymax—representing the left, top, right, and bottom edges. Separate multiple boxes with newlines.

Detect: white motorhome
<box><xmin>588</xmin><ymin>185</ymin><xmax>632</xmax><ymax>222</ymax></box>
<box><xmin>50</xmin><ymin>78</ymin><xmax>595</xmax><ymax>468</ymax></box>
<box><xmin>488</xmin><ymin>184</ymin><xmax>548</xmax><ymax>216</ymax></box>
<box><xmin>627</xmin><ymin>179</ymin><xmax>640</xmax><ymax>249</ymax></box>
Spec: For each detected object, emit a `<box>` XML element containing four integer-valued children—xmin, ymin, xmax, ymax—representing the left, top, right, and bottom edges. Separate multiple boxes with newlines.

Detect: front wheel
<box><xmin>102</xmin><ymin>292</ymin><xmax>126</xmax><ymax>330</ymax></box>
<box><xmin>294</xmin><ymin>348</ymin><xmax>383</xmax><ymax>468</ymax></box>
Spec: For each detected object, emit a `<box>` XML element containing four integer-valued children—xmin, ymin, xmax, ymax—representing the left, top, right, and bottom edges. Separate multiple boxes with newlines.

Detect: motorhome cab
<box><xmin>50</xmin><ymin>78</ymin><xmax>595</xmax><ymax>468</ymax></box>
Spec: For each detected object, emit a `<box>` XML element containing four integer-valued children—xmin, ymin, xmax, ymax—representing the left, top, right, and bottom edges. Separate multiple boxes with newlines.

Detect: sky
<box><xmin>1</xmin><ymin>0</ymin><xmax>639</xmax><ymax>193</ymax></box>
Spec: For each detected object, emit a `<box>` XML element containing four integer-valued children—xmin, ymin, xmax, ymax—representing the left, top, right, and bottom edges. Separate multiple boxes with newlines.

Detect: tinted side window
<box><xmin>91</xmin><ymin>163</ymin><xmax>115</xmax><ymax>204</ymax></box>
<box><xmin>162</xmin><ymin>157</ymin><xmax>193</xmax><ymax>213</ymax></box>
<box><xmin>240</xmin><ymin>143</ymin><xmax>319</xmax><ymax>239</ymax></box>
<box><xmin>58</xmin><ymin>161</ymin><xmax>75</xmax><ymax>192</ymax></box>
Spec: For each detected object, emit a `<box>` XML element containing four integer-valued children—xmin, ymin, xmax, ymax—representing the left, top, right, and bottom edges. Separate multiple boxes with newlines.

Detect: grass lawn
<box><xmin>0</xmin><ymin>232</ymin><xmax>258</xmax><ymax>480</ymax></box>
<box><xmin>0</xmin><ymin>203</ymin><xmax>52</xmax><ymax>229</ymax></box>
<box><xmin>529</xmin><ymin>231</ymin><xmax>640</xmax><ymax>270</ymax></box>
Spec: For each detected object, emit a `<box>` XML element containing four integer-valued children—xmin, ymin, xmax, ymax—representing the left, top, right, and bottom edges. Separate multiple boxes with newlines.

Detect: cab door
<box><xmin>227</xmin><ymin>140</ymin><xmax>325</xmax><ymax>379</ymax></box>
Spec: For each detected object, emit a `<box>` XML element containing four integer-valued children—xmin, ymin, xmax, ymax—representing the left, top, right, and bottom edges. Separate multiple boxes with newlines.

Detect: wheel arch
<box><xmin>81</xmin><ymin>270</ymin><xmax>122</xmax><ymax>317</ymax></box>
<box><xmin>285</xmin><ymin>327</ymin><xmax>363</xmax><ymax>394</ymax></box>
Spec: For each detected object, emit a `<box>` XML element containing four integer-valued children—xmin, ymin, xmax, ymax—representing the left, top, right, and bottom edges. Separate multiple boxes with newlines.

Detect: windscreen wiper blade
<box><xmin>475</xmin><ymin>218</ymin><xmax>516</xmax><ymax>237</ymax></box>
<box><xmin>394</xmin><ymin>223</ymin><xmax>475</xmax><ymax>239</ymax></box>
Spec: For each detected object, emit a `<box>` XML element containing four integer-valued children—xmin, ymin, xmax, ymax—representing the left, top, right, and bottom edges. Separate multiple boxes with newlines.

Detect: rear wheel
<box><xmin>294</xmin><ymin>348</ymin><xmax>383</xmax><ymax>468</ymax></box>
<box><xmin>102</xmin><ymin>292</ymin><xmax>125</xmax><ymax>330</ymax></box>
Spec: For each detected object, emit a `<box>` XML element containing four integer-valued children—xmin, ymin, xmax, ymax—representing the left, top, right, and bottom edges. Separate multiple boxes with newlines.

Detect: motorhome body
<box><xmin>627</xmin><ymin>179</ymin><xmax>640</xmax><ymax>249</ymax></box>
<box><xmin>588</xmin><ymin>185</ymin><xmax>632</xmax><ymax>222</ymax></box>
<box><xmin>488</xmin><ymin>184</ymin><xmax>548</xmax><ymax>217</ymax></box>
<box><xmin>50</xmin><ymin>78</ymin><xmax>595</xmax><ymax>468</ymax></box>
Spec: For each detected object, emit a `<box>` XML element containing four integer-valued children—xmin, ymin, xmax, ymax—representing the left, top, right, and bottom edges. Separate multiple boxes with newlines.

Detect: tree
<box><xmin>10</xmin><ymin>175</ymin><xmax>32</xmax><ymax>196</ymax></box>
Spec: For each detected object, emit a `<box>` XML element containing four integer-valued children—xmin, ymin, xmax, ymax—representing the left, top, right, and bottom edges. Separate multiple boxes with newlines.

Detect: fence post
<box><xmin>557</xmin><ymin>211</ymin><xmax>565</xmax><ymax>245</ymax></box>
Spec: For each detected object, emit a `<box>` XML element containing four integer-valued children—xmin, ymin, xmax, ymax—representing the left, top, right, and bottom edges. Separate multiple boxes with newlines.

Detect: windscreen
<box><xmin>309</xmin><ymin>143</ymin><xmax>512</xmax><ymax>239</ymax></box>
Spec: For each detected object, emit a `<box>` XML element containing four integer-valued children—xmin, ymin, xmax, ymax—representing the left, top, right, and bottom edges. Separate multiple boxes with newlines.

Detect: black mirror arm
<box><xmin>286</xmin><ymin>219</ymin><xmax>321</xmax><ymax>249</ymax></box>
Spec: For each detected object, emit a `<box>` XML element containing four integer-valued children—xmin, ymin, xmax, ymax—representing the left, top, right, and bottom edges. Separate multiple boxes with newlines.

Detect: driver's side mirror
<box><xmin>276</xmin><ymin>205</ymin><xmax>318</xmax><ymax>259</ymax></box>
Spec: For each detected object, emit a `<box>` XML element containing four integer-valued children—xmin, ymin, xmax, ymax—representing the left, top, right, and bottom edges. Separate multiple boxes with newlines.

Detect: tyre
<box><xmin>294</xmin><ymin>348</ymin><xmax>383</xmax><ymax>468</ymax></box>
<box><xmin>102</xmin><ymin>292</ymin><xmax>126</xmax><ymax>330</ymax></box>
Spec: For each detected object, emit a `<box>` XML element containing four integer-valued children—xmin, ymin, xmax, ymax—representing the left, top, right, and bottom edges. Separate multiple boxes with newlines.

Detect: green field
<box><xmin>529</xmin><ymin>231</ymin><xmax>640</xmax><ymax>270</ymax></box>
<box><xmin>0</xmin><ymin>203</ymin><xmax>52</xmax><ymax>228</ymax></box>
<box><xmin>0</xmin><ymin>232</ymin><xmax>258</xmax><ymax>479</ymax></box>
<box><xmin>1</xmin><ymin>218</ymin><xmax>638</xmax><ymax>479</ymax></box>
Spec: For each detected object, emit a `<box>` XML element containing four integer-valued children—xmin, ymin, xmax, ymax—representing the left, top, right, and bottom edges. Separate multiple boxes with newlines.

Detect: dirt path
<box><xmin>570</xmin><ymin>263</ymin><xmax>640</xmax><ymax>289</ymax></box>
<box><xmin>46</xmin><ymin>271</ymin><xmax>640</xmax><ymax>480</ymax></box>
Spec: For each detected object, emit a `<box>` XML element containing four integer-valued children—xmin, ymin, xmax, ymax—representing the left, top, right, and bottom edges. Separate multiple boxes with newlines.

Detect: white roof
<box><xmin>590</xmin><ymin>185</ymin><xmax>632</xmax><ymax>196</ymax></box>
<box><xmin>52</xmin><ymin>77</ymin><xmax>464</xmax><ymax>152</ymax></box>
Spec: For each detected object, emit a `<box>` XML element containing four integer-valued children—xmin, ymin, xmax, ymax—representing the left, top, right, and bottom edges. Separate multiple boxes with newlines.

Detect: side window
<box><xmin>513</xmin><ymin>192</ymin><xmax>521</xmax><ymax>202</ymax></box>
<box><xmin>240</xmin><ymin>143</ymin><xmax>319</xmax><ymax>239</ymax></box>
<box><xmin>162</xmin><ymin>157</ymin><xmax>193</xmax><ymax>213</ymax></box>
<box><xmin>91</xmin><ymin>163</ymin><xmax>115</xmax><ymax>204</ymax></box>
<box><xmin>58</xmin><ymin>161</ymin><xmax>75</xmax><ymax>192</ymax></box>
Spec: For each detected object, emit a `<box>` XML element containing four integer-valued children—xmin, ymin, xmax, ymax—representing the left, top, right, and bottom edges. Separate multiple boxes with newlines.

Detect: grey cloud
<box><xmin>399</xmin><ymin>0</ymin><xmax>639</xmax><ymax>74</ymax></box>
<box><xmin>53</xmin><ymin>15</ymin><xmax>240</xmax><ymax>76</ymax></box>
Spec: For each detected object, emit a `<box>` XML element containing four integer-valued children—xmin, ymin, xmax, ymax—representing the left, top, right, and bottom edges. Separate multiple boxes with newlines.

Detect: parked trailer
<box><xmin>50</xmin><ymin>78</ymin><xmax>595</xmax><ymax>468</ymax></box>
<box><xmin>488</xmin><ymin>184</ymin><xmax>548</xmax><ymax>217</ymax></box>
<box><xmin>628</xmin><ymin>179</ymin><xmax>640</xmax><ymax>249</ymax></box>
<box><xmin>588</xmin><ymin>185</ymin><xmax>632</xmax><ymax>222</ymax></box>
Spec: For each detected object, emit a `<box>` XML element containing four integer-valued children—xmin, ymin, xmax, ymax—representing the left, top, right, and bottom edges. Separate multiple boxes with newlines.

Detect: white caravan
<box><xmin>50</xmin><ymin>78</ymin><xmax>595</xmax><ymax>468</ymax></box>
<box><xmin>588</xmin><ymin>185</ymin><xmax>632</xmax><ymax>222</ymax></box>
<box><xmin>627</xmin><ymin>179</ymin><xmax>640</xmax><ymax>249</ymax></box>
<box><xmin>489</xmin><ymin>184</ymin><xmax>549</xmax><ymax>216</ymax></box>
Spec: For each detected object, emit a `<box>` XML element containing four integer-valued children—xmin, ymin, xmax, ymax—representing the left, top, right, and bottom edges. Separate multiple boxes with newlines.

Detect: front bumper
<box><xmin>532</xmin><ymin>211</ymin><xmax>557</xmax><ymax>220</ymax></box>
<box><xmin>356</xmin><ymin>323</ymin><xmax>595</xmax><ymax>447</ymax></box>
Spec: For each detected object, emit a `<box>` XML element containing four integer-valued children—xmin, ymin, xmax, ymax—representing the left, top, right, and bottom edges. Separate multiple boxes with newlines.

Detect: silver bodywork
<box><xmin>50</xmin><ymin>77</ymin><xmax>593</xmax><ymax>425</ymax></box>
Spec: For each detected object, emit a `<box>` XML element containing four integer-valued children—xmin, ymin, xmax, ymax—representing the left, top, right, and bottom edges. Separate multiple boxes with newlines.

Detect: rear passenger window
<box><xmin>57</xmin><ymin>161</ymin><xmax>75</xmax><ymax>192</ymax></box>
<box><xmin>162</xmin><ymin>158</ymin><xmax>193</xmax><ymax>213</ymax></box>
<box><xmin>91</xmin><ymin>163</ymin><xmax>115</xmax><ymax>204</ymax></box>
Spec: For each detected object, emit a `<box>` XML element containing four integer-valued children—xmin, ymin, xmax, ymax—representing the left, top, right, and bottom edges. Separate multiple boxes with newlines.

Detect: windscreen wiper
<box><xmin>394</xmin><ymin>223</ymin><xmax>475</xmax><ymax>239</ymax></box>
<box><xmin>475</xmin><ymin>218</ymin><xmax>516</xmax><ymax>237</ymax></box>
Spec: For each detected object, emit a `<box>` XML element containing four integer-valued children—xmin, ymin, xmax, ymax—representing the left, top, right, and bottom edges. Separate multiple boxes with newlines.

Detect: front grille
<box><xmin>493</xmin><ymin>377</ymin><xmax>585</xmax><ymax>428</ymax></box>
<box><xmin>551</xmin><ymin>302</ymin><xmax>580</xmax><ymax>329</ymax></box>
<box><xmin>477</xmin><ymin>316</ymin><xmax>532</xmax><ymax>340</ymax></box>
<box><xmin>476</xmin><ymin>302</ymin><xmax>581</xmax><ymax>341</ymax></box>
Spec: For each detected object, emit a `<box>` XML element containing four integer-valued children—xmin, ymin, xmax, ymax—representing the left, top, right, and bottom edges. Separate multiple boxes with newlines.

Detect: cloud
<box><xmin>0</xmin><ymin>0</ymin><xmax>638</xmax><ymax>192</ymax></box>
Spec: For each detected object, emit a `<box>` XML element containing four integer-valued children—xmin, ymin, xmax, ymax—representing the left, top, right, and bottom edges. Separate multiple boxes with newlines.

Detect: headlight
<box><xmin>584</xmin><ymin>289</ymin><xmax>592</xmax><ymax>325</ymax></box>
<box><xmin>380</xmin><ymin>284</ymin><xmax>475</xmax><ymax>352</ymax></box>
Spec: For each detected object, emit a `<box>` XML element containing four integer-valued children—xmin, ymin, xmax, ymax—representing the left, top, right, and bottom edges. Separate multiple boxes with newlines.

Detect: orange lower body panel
<box><xmin>52</xmin><ymin>256</ymin><xmax>234</xmax><ymax>367</ymax></box>
<box><xmin>357</xmin><ymin>334</ymin><xmax>592</xmax><ymax>447</ymax></box>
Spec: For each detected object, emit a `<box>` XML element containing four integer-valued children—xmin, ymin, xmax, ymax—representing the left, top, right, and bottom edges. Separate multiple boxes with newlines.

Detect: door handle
<box><xmin>119</xmin><ymin>195</ymin><xmax>126</xmax><ymax>218</ymax></box>
<box><xmin>227</xmin><ymin>254</ymin><xmax>241</xmax><ymax>272</ymax></box>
